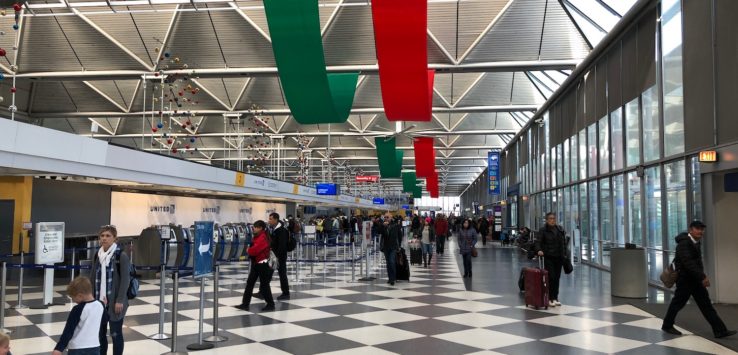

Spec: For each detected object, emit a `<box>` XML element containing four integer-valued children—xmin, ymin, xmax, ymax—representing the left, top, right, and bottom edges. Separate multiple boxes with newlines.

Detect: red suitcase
<box><xmin>523</xmin><ymin>258</ymin><xmax>549</xmax><ymax>310</ymax></box>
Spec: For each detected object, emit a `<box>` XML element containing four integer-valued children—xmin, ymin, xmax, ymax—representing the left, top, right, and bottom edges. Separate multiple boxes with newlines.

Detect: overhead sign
<box><xmin>488</xmin><ymin>151</ymin><xmax>500</xmax><ymax>195</ymax></box>
<box><xmin>356</xmin><ymin>175</ymin><xmax>379</xmax><ymax>183</ymax></box>
<box><xmin>193</xmin><ymin>221</ymin><xmax>214</xmax><ymax>279</ymax></box>
<box><xmin>373</xmin><ymin>198</ymin><xmax>385</xmax><ymax>205</ymax></box>
<box><xmin>316</xmin><ymin>183</ymin><xmax>340</xmax><ymax>195</ymax></box>
<box><xmin>401</xmin><ymin>205</ymin><xmax>410</xmax><ymax>209</ymax></box>
<box><xmin>35</xmin><ymin>222</ymin><xmax>65</xmax><ymax>265</ymax></box>
<box><xmin>699</xmin><ymin>150</ymin><xmax>717</xmax><ymax>162</ymax></box>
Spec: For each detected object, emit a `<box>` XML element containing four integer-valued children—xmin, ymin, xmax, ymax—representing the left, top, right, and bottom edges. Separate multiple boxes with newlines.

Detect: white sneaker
<box><xmin>554</xmin><ymin>300</ymin><xmax>562</xmax><ymax>306</ymax></box>
<box><xmin>548</xmin><ymin>300</ymin><xmax>556</xmax><ymax>307</ymax></box>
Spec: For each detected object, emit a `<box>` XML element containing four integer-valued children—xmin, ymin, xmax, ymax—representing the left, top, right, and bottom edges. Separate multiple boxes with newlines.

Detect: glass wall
<box><xmin>579</xmin><ymin>182</ymin><xmax>589</xmax><ymax>261</ymax></box>
<box><xmin>666</xmin><ymin>160</ymin><xmax>687</xmax><ymax>250</ymax></box>
<box><xmin>662</xmin><ymin>0</ymin><xmax>685</xmax><ymax>157</ymax></box>
<box><xmin>626</xmin><ymin>98</ymin><xmax>640</xmax><ymax>167</ymax></box>
<box><xmin>600</xmin><ymin>177</ymin><xmax>612</xmax><ymax>267</ymax></box>
<box><xmin>599</xmin><ymin>116</ymin><xmax>610</xmax><ymax>174</ymax></box>
<box><xmin>589</xmin><ymin>180</ymin><xmax>599</xmax><ymax>263</ymax></box>
<box><xmin>691</xmin><ymin>157</ymin><xmax>702</xmax><ymax>221</ymax></box>
<box><xmin>645</xmin><ymin>166</ymin><xmax>663</xmax><ymax>282</ymax></box>
<box><xmin>611</xmin><ymin>108</ymin><xmax>624</xmax><ymax>170</ymax></box>
<box><xmin>588</xmin><ymin>123</ymin><xmax>598</xmax><ymax>178</ymax></box>
<box><xmin>613</xmin><ymin>174</ymin><xmax>626</xmax><ymax>247</ymax></box>
<box><xmin>628</xmin><ymin>171</ymin><xmax>643</xmax><ymax>246</ymax></box>
<box><xmin>579</xmin><ymin>129</ymin><xmax>587</xmax><ymax>179</ymax></box>
<box><xmin>571</xmin><ymin>134</ymin><xmax>579</xmax><ymax>182</ymax></box>
<box><xmin>563</xmin><ymin>139</ymin><xmax>570</xmax><ymax>185</ymax></box>
<box><xmin>642</xmin><ymin>86</ymin><xmax>661</xmax><ymax>162</ymax></box>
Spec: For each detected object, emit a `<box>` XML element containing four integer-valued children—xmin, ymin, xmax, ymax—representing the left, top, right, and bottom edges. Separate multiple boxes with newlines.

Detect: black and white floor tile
<box><xmin>2</xmin><ymin>239</ymin><xmax>736</xmax><ymax>355</ymax></box>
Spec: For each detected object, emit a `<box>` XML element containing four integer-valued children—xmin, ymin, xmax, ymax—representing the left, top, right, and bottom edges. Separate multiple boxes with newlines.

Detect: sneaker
<box><xmin>234</xmin><ymin>304</ymin><xmax>249</xmax><ymax>311</ymax></box>
<box><xmin>715</xmin><ymin>330</ymin><xmax>737</xmax><ymax>338</ymax></box>
<box><xmin>661</xmin><ymin>327</ymin><xmax>683</xmax><ymax>336</ymax></box>
<box><xmin>548</xmin><ymin>300</ymin><xmax>556</xmax><ymax>307</ymax></box>
<box><xmin>261</xmin><ymin>304</ymin><xmax>276</xmax><ymax>312</ymax></box>
<box><xmin>389</xmin><ymin>281</ymin><xmax>395</xmax><ymax>286</ymax></box>
<box><xmin>277</xmin><ymin>294</ymin><xmax>291</xmax><ymax>301</ymax></box>
<box><xmin>553</xmin><ymin>300</ymin><xmax>562</xmax><ymax>306</ymax></box>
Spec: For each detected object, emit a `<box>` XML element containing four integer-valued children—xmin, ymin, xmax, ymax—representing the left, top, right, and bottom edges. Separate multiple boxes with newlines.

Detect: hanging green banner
<box><xmin>376</xmin><ymin>137</ymin><xmax>403</xmax><ymax>178</ymax></box>
<box><xmin>263</xmin><ymin>0</ymin><xmax>358</xmax><ymax>124</ymax></box>
<box><xmin>402</xmin><ymin>171</ymin><xmax>418</xmax><ymax>193</ymax></box>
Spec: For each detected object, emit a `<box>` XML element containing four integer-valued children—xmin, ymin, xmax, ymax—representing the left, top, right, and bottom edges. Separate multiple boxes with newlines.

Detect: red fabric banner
<box><xmin>413</xmin><ymin>137</ymin><xmax>436</xmax><ymax>178</ymax></box>
<box><xmin>426</xmin><ymin>173</ymin><xmax>439</xmax><ymax>198</ymax></box>
<box><xmin>371</xmin><ymin>0</ymin><xmax>434</xmax><ymax>122</ymax></box>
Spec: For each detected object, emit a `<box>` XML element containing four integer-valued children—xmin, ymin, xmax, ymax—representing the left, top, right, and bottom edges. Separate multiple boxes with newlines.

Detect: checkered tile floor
<box><xmin>2</xmin><ymin>240</ymin><xmax>735</xmax><ymax>355</ymax></box>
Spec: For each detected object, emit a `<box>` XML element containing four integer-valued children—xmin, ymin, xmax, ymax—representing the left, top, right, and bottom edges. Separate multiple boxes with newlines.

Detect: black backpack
<box><xmin>113</xmin><ymin>250</ymin><xmax>140</xmax><ymax>300</ymax></box>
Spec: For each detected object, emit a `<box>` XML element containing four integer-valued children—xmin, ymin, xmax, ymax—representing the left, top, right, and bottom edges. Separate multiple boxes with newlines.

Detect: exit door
<box><xmin>0</xmin><ymin>200</ymin><xmax>14</xmax><ymax>255</ymax></box>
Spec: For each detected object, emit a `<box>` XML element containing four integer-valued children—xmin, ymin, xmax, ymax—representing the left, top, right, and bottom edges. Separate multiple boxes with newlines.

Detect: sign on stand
<box><xmin>193</xmin><ymin>221</ymin><xmax>214</xmax><ymax>279</ymax></box>
<box><xmin>35</xmin><ymin>222</ymin><xmax>65</xmax><ymax>306</ymax></box>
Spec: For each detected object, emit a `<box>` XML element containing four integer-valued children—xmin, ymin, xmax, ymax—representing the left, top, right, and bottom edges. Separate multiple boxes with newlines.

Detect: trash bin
<box><xmin>610</xmin><ymin>247</ymin><xmax>648</xmax><ymax>298</ymax></box>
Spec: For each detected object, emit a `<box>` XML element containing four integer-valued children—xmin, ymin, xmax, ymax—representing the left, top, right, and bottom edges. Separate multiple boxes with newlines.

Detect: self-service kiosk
<box><xmin>180</xmin><ymin>227</ymin><xmax>194</xmax><ymax>268</ymax></box>
<box><xmin>213</xmin><ymin>224</ymin><xmax>226</xmax><ymax>262</ymax></box>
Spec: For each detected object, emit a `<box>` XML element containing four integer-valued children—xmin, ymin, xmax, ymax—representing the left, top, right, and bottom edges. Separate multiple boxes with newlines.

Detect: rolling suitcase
<box><xmin>409</xmin><ymin>240</ymin><xmax>422</xmax><ymax>265</ymax></box>
<box><xmin>523</xmin><ymin>257</ymin><xmax>549</xmax><ymax>309</ymax></box>
<box><xmin>396</xmin><ymin>248</ymin><xmax>410</xmax><ymax>281</ymax></box>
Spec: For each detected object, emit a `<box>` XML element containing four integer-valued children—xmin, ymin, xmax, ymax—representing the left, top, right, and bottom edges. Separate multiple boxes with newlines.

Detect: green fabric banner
<box><xmin>376</xmin><ymin>137</ymin><xmax>403</xmax><ymax>178</ymax></box>
<box><xmin>402</xmin><ymin>171</ymin><xmax>418</xmax><ymax>193</ymax></box>
<box><xmin>263</xmin><ymin>0</ymin><xmax>359</xmax><ymax>124</ymax></box>
<box><xmin>413</xmin><ymin>186</ymin><xmax>422</xmax><ymax>198</ymax></box>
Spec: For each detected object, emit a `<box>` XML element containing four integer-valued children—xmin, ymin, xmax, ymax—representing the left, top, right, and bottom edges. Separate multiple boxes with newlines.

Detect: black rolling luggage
<box><xmin>396</xmin><ymin>248</ymin><xmax>410</xmax><ymax>281</ymax></box>
<box><xmin>408</xmin><ymin>239</ymin><xmax>422</xmax><ymax>265</ymax></box>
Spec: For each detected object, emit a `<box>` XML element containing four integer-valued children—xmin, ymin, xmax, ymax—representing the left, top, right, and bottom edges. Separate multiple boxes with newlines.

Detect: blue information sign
<box><xmin>488</xmin><ymin>151</ymin><xmax>500</xmax><ymax>195</ymax></box>
<box><xmin>193</xmin><ymin>221</ymin><xmax>214</xmax><ymax>279</ymax></box>
<box><xmin>373</xmin><ymin>198</ymin><xmax>385</xmax><ymax>205</ymax></box>
<box><xmin>316</xmin><ymin>183</ymin><xmax>340</xmax><ymax>195</ymax></box>
<box><xmin>401</xmin><ymin>204</ymin><xmax>410</xmax><ymax>209</ymax></box>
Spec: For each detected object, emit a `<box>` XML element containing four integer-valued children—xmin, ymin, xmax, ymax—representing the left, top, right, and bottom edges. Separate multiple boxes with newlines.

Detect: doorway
<box><xmin>703</xmin><ymin>170</ymin><xmax>738</xmax><ymax>303</ymax></box>
<box><xmin>0</xmin><ymin>200</ymin><xmax>14</xmax><ymax>255</ymax></box>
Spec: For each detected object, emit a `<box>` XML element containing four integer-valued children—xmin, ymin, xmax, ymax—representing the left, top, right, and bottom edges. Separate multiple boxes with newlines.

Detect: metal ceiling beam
<box><xmin>14</xmin><ymin>60</ymin><xmax>579</xmax><ymax>80</ymax></box>
<box><xmin>143</xmin><ymin>145</ymin><xmax>503</xmax><ymax>152</ymax></box>
<box><xmin>86</xmin><ymin>129</ymin><xmax>517</xmax><ymax>138</ymax></box>
<box><xmin>31</xmin><ymin>106</ymin><xmax>536</xmax><ymax>117</ymax></box>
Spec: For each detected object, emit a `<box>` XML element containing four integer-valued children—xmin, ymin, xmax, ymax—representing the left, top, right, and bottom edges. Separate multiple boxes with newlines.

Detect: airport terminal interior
<box><xmin>1</xmin><ymin>0</ymin><xmax>738</xmax><ymax>353</ymax></box>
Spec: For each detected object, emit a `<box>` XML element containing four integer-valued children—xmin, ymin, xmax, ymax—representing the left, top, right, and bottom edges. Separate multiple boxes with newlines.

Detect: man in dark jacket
<box><xmin>379</xmin><ymin>214</ymin><xmax>400</xmax><ymax>285</ymax></box>
<box><xmin>478</xmin><ymin>217</ymin><xmax>489</xmax><ymax>245</ymax></box>
<box><xmin>268</xmin><ymin>212</ymin><xmax>291</xmax><ymax>300</ymax></box>
<box><xmin>536</xmin><ymin>212</ymin><xmax>567</xmax><ymax>307</ymax></box>
<box><xmin>662</xmin><ymin>221</ymin><xmax>736</xmax><ymax>338</ymax></box>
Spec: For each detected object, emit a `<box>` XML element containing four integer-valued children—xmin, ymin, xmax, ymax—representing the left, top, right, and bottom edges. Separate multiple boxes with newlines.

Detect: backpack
<box><xmin>114</xmin><ymin>250</ymin><xmax>140</xmax><ymax>300</ymax></box>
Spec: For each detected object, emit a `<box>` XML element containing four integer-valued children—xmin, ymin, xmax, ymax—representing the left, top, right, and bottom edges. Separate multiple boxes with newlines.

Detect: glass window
<box><xmin>579</xmin><ymin>182</ymin><xmax>589</xmax><ymax>261</ymax></box>
<box><xmin>645</xmin><ymin>166</ymin><xmax>663</xmax><ymax>281</ymax></box>
<box><xmin>571</xmin><ymin>134</ymin><xmax>579</xmax><ymax>182</ymax></box>
<box><xmin>691</xmin><ymin>156</ymin><xmax>702</xmax><ymax>221</ymax></box>
<box><xmin>556</xmin><ymin>144</ymin><xmax>563</xmax><ymax>187</ymax></box>
<box><xmin>600</xmin><ymin>177</ymin><xmax>612</xmax><ymax>267</ymax></box>
<box><xmin>543</xmin><ymin>152</ymin><xmax>549</xmax><ymax>189</ymax></box>
<box><xmin>666</xmin><ymin>160</ymin><xmax>687</xmax><ymax>250</ymax></box>
<box><xmin>611</xmin><ymin>108</ymin><xmax>624</xmax><ymax>170</ymax></box>
<box><xmin>599</xmin><ymin>116</ymin><xmax>610</xmax><ymax>174</ymax></box>
<box><xmin>588</xmin><ymin>123</ymin><xmax>598</xmax><ymax>178</ymax></box>
<box><xmin>643</xmin><ymin>86</ymin><xmax>661</xmax><ymax>162</ymax></box>
<box><xmin>589</xmin><ymin>180</ymin><xmax>600</xmax><ymax>263</ymax></box>
<box><xmin>563</xmin><ymin>139</ymin><xmax>570</xmax><ymax>185</ymax></box>
<box><xmin>571</xmin><ymin>184</ymin><xmax>581</xmax><ymax>262</ymax></box>
<box><xmin>662</xmin><ymin>0</ymin><xmax>685</xmax><ymax>157</ymax></box>
<box><xmin>613</xmin><ymin>174</ymin><xmax>626</xmax><ymax>247</ymax></box>
<box><xmin>625</xmin><ymin>98</ymin><xmax>641</xmax><ymax>167</ymax></box>
<box><xmin>627</xmin><ymin>171</ymin><xmax>643</xmax><ymax>246</ymax></box>
<box><xmin>579</xmin><ymin>129</ymin><xmax>587</xmax><ymax>180</ymax></box>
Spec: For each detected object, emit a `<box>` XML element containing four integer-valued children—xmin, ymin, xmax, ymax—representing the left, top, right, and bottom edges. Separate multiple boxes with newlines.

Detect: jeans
<box><xmin>544</xmin><ymin>257</ymin><xmax>563</xmax><ymax>301</ymax></box>
<box><xmin>100</xmin><ymin>318</ymin><xmax>124</xmax><ymax>355</ymax></box>
<box><xmin>663</xmin><ymin>277</ymin><xmax>727</xmax><ymax>334</ymax></box>
<box><xmin>277</xmin><ymin>255</ymin><xmax>290</xmax><ymax>296</ymax></box>
<box><xmin>384</xmin><ymin>249</ymin><xmax>397</xmax><ymax>282</ymax></box>
<box><xmin>242</xmin><ymin>262</ymin><xmax>275</xmax><ymax>306</ymax></box>
<box><xmin>68</xmin><ymin>347</ymin><xmax>100</xmax><ymax>355</ymax></box>
<box><xmin>421</xmin><ymin>243</ymin><xmax>433</xmax><ymax>255</ymax></box>
<box><xmin>462</xmin><ymin>252</ymin><xmax>472</xmax><ymax>275</ymax></box>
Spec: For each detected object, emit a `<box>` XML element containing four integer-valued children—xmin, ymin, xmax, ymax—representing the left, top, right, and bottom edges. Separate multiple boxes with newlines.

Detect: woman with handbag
<box><xmin>236</xmin><ymin>220</ymin><xmax>276</xmax><ymax>312</ymax></box>
<box><xmin>458</xmin><ymin>219</ymin><xmax>478</xmax><ymax>278</ymax></box>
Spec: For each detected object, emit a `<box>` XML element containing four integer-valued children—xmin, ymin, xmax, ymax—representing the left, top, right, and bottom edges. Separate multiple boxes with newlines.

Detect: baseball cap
<box><xmin>689</xmin><ymin>220</ymin><xmax>707</xmax><ymax>229</ymax></box>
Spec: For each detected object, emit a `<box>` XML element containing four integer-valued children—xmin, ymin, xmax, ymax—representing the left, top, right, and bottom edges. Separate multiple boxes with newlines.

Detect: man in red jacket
<box><xmin>434</xmin><ymin>214</ymin><xmax>449</xmax><ymax>255</ymax></box>
<box><xmin>236</xmin><ymin>220</ymin><xmax>275</xmax><ymax>312</ymax></box>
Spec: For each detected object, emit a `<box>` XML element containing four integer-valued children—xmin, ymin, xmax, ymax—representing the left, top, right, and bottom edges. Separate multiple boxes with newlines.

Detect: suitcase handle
<box><xmin>539</xmin><ymin>256</ymin><xmax>544</xmax><ymax>269</ymax></box>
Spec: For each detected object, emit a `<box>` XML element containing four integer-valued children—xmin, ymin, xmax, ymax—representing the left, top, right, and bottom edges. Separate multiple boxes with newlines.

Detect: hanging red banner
<box><xmin>426</xmin><ymin>173</ymin><xmax>440</xmax><ymax>198</ymax></box>
<box><xmin>413</xmin><ymin>136</ymin><xmax>436</xmax><ymax>178</ymax></box>
<box><xmin>371</xmin><ymin>0</ymin><xmax>434</xmax><ymax>121</ymax></box>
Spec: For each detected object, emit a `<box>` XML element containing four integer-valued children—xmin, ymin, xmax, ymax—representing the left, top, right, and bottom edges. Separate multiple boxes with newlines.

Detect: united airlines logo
<box><xmin>239</xmin><ymin>207</ymin><xmax>253</xmax><ymax>214</ymax></box>
<box><xmin>150</xmin><ymin>204</ymin><xmax>176</xmax><ymax>214</ymax></box>
<box><xmin>202</xmin><ymin>206</ymin><xmax>220</xmax><ymax>214</ymax></box>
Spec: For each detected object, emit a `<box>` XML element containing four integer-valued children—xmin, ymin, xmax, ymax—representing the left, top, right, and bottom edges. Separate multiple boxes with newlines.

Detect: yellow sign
<box><xmin>235</xmin><ymin>172</ymin><xmax>245</xmax><ymax>186</ymax></box>
<box><xmin>293</xmin><ymin>184</ymin><xmax>299</xmax><ymax>194</ymax></box>
<box><xmin>699</xmin><ymin>150</ymin><xmax>717</xmax><ymax>162</ymax></box>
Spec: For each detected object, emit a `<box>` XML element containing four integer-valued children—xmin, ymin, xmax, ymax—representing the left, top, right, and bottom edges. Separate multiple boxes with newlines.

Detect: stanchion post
<box><xmin>1</xmin><ymin>262</ymin><xmax>11</xmax><ymax>334</ymax></box>
<box><xmin>148</xmin><ymin>263</ymin><xmax>170</xmax><ymax>340</ymax></box>
<box><xmin>186</xmin><ymin>277</ymin><xmax>214</xmax><ymax>351</ymax></box>
<box><xmin>161</xmin><ymin>270</ymin><xmax>186</xmax><ymax>355</ymax></box>
<box><xmin>351</xmin><ymin>242</ymin><xmax>356</xmax><ymax>283</ymax></box>
<box><xmin>204</xmin><ymin>265</ymin><xmax>227</xmax><ymax>343</ymax></box>
<box><xmin>13</xmin><ymin>250</ymin><xmax>27</xmax><ymax>309</ymax></box>
<box><xmin>70</xmin><ymin>248</ymin><xmax>76</xmax><ymax>283</ymax></box>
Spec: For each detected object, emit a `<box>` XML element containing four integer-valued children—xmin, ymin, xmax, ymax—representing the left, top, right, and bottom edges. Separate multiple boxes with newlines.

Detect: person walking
<box><xmin>236</xmin><ymin>220</ymin><xmax>276</xmax><ymax>312</ymax></box>
<box><xmin>458</xmin><ymin>219</ymin><xmax>478</xmax><ymax>277</ymax></box>
<box><xmin>434</xmin><ymin>214</ymin><xmax>449</xmax><ymax>255</ymax></box>
<box><xmin>478</xmin><ymin>217</ymin><xmax>489</xmax><ymax>246</ymax></box>
<box><xmin>379</xmin><ymin>214</ymin><xmax>400</xmax><ymax>285</ymax></box>
<box><xmin>662</xmin><ymin>221</ymin><xmax>736</xmax><ymax>338</ymax></box>
<box><xmin>268</xmin><ymin>212</ymin><xmax>290</xmax><ymax>301</ymax></box>
<box><xmin>90</xmin><ymin>225</ymin><xmax>129</xmax><ymax>355</ymax></box>
<box><xmin>536</xmin><ymin>212</ymin><xmax>567</xmax><ymax>307</ymax></box>
<box><xmin>416</xmin><ymin>219</ymin><xmax>435</xmax><ymax>268</ymax></box>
